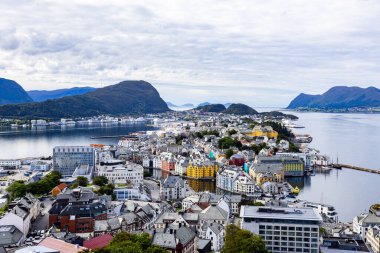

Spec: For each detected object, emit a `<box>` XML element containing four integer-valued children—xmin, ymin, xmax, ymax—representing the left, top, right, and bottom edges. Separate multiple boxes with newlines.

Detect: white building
<box><xmin>160</xmin><ymin>176</ymin><xmax>186</xmax><ymax>201</ymax></box>
<box><xmin>240</xmin><ymin>206</ymin><xmax>322</xmax><ymax>253</ymax></box>
<box><xmin>217</xmin><ymin>166</ymin><xmax>256</xmax><ymax>196</ymax></box>
<box><xmin>97</xmin><ymin>162</ymin><xmax>143</xmax><ymax>185</ymax></box>
<box><xmin>203</xmin><ymin>222</ymin><xmax>225</xmax><ymax>252</ymax></box>
<box><xmin>353</xmin><ymin>212</ymin><xmax>380</xmax><ymax>239</ymax></box>
<box><xmin>0</xmin><ymin>160</ymin><xmax>21</xmax><ymax>169</ymax></box>
<box><xmin>303</xmin><ymin>202</ymin><xmax>338</xmax><ymax>223</ymax></box>
<box><xmin>366</xmin><ymin>226</ymin><xmax>380</xmax><ymax>253</ymax></box>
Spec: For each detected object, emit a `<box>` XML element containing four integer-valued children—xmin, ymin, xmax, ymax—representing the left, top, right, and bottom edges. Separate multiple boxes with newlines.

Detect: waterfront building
<box><xmin>303</xmin><ymin>202</ymin><xmax>338</xmax><ymax>223</ymax></box>
<box><xmin>53</xmin><ymin>146</ymin><xmax>95</xmax><ymax>177</ymax></box>
<box><xmin>161</xmin><ymin>176</ymin><xmax>186</xmax><ymax>201</ymax></box>
<box><xmin>186</xmin><ymin>162</ymin><xmax>218</xmax><ymax>179</ymax></box>
<box><xmin>217</xmin><ymin>166</ymin><xmax>256</xmax><ymax>195</ymax></box>
<box><xmin>175</xmin><ymin>157</ymin><xmax>190</xmax><ymax>176</ymax></box>
<box><xmin>249</xmin><ymin>163</ymin><xmax>284</xmax><ymax>185</ymax></box>
<box><xmin>0</xmin><ymin>159</ymin><xmax>21</xmax><ymax>170</ymax></box>
<box><xmin>240</xmin><ymin>206</ymin><xmax>322</xmax><ymax>253</ymax></box>
<box><xmin>97</xmin><ymin>162</ymin><xmax>143</xmax><ymax>186</ymax></box>
<box><xmin>366</xmin><ymin>226</ymin><xmax>380</xmax><ymax>253</ymax></box>
<box><xmin>255</xmin><ymin>155</ymin><xmax>304</xmax><ymax>177</ymax></box>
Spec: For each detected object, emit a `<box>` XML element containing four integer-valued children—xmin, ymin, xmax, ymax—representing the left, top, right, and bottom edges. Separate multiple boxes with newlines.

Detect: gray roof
<box><xmin>200</xmin><ymin>205</ymin><xmax>228</xmax><ymax>221</ymax></box>
<box><xmin>361</xmin><ymin>213</ymin><xmax>380</xmax><ymax>225</ymax></box>
<box><xmin>176</xmin><ymin>226</ymin><xmax>195</xmax><ymax>246</ymax></box>
<box><xmin>152</xmin><ymin>232</ymin><xmax>176</xmax><ymax>249</ymax></box>
<box><xmin>207</xmin><ymin>223</ymin><xmax>224</xmax><ymax>235</ymax></box>
<box><xmin>163</xmin><ymin>176</ymin><xmax>185</xmax><ymax>188</ymax></box>
<box><xmin>0</xmin><ymin>225</ymin><xmax>23</xmax><ymax>246</ymax></box>
<box><xmin>240</xmin><ymin>206</ymin><xmax>323</xmax><ymax>222</ymax></box>
<box><xmin>94</xmin><ymin>220</ymin><xmax>109</xmax><ymax>232</ymax></box>
<box><xmin>197</xmin><ymin>239</ymin><xmax>211</xmax><ymax>250</ymax></box>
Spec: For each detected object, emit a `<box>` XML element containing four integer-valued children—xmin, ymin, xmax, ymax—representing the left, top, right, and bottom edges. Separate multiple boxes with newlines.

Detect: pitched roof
<box><xmin>39</xmin><ymin>237</ymin><xmax>86</xmax><ymax>253</ymax></box>
<box><xmin>0</xmin><ymin>225</ymin><xmax>23</xmax><ymax>246</ymax></box>
<box><xmin>176</xmin><ymin>226</ymin><xmax>195</xmax><ymax>246</ymax></box>
<box><xmin>152</xmin><ymin>232</ymin><xmax>176</xmax><ymax>249</ymax></box>
<box><xmin>83</xmin><ymin>234</ymin><xmax>113</xmax><ymax>249</ymax></box>
<box><xmin>56</xmin><ymin>183</ymin><xmax>68</xmax><ymax>191</ymax></box>
<box><xmin>200</xmin><ymin>205</ymin><xmax>228</xmax><ymax>221</ymax></box>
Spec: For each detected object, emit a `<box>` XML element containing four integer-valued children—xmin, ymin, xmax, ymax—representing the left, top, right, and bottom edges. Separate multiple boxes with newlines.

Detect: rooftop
<box><xmin>240</xmin><ymin>206</ymin><xmax>323</xmax><ymax>222</ymax></box>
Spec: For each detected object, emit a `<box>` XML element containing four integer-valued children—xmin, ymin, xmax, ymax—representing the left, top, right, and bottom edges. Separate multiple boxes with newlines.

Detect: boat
<box><xmin>292</xmin><ymin>186</ymin><xmax>300</xmax><ymax>195</ymax></box>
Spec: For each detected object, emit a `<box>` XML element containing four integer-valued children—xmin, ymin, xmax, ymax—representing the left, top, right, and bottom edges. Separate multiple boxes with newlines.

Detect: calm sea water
<box><xmin>0</xmin><ymin>112</ymin><xmax>379</xmax><ymax>221</ymax></box>
<box><xmin>0</xmin><ymin>124</ymin><xmax>156</xmax><ymax>159</ymax></box>
<box><xmin>286</xmin><ymin>111</ymin><xmax>380</xmax><ymax>222</ymax></box>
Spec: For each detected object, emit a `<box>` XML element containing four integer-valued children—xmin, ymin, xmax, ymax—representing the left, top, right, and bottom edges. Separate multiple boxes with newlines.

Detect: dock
<box><xmin>330</xmin><ymin>164</ymin><xmax>380</xmax><ymax>174</ymax></box>
<box><xmin>90</xmin><ymin>135</ymin><xmax>138</xmax><ymax>139</ymax></box>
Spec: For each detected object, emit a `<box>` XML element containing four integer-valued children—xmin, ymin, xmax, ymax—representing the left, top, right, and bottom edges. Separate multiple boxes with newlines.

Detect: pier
<box><xmin>330</xmin><ymin>164</ymin><xmax>380</xmax><ymax>174</ymax></box>
<box><xmin>90</xmin><ymin>135</ymin><xmax>138</xmax><ymax>139</ymax></box>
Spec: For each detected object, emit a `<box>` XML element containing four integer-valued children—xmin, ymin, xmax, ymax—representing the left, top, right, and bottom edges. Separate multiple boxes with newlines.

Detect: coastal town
<box><xmin>0</xmin><ymin>109</ymin><xmax>378</xmax><ymax>253</ymax></box>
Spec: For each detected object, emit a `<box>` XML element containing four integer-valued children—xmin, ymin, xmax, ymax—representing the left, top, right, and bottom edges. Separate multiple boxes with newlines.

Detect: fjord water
<box><xmin>286</xmin><ymin>111</ymin><xmax>380</xmax><ymax>221</ymax></box>
<box><xmin>0</xmin><ymin>124</ymin><xmax>156</xmax><ymax>159</ymax></box>
<box><xmin>0</xmin><ymin>112</ymin><xmax>379</xmax><ymax>221</ymax></box>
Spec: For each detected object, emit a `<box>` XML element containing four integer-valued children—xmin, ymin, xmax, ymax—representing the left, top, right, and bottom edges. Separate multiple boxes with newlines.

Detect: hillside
<box><xmin>0</xmin><ymin>78</ymin><xmax>33</xmax><ymax>105</ymax></box>
<box><xmin>224</xmin><ymin>103</ymin><xmax>258</xmax><ymax>115</ymax></box>
<box><xmin>0</xmin><ymin>80</ymin><xmax>170</xmax><ymax>118</ymax></box>
<box><xmin>196</xmin><ymin>104</ymin><xmax>226</xmax><ymax>112</ymax></box>
<box><xmin>287</xmin><ymin>86</ymin><xmax>380</xmax><ymax>109</ymax></box>
<box><xmin>28</xmin><ymin>87</ymin><xmax>96</xmax><ymax>102</ymax></box>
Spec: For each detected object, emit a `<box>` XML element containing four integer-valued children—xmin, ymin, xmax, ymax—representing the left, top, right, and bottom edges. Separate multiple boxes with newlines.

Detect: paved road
<box><xmin>144</xmin><ymin>179</ymin><xmax>161</xmax><ymax>202</ymax></box>
<box><xmin>31</xmin><ymin>198</ymin><xmax>53</xmax><ymax>231</ymax></box>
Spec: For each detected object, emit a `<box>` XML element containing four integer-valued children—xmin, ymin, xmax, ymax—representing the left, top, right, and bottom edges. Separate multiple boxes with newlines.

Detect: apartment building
<box><xmin>240</xmin><ymin>206</ymin><xmax>322</xmax><ymax>253</ymax></box>
<box><xmin>53</xmin><ymin>146</ymin><xmax>95</xmax><ymax>177</ymax></box>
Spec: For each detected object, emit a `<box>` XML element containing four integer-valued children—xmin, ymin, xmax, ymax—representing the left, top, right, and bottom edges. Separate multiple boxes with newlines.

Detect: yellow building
<box><xmin>248</xmin><ymin>126</ymin><xmax>278</xmax><ymax>139</ymax></box>
<box><xmin>255</xmin><ymin>172</ymin><xmax>284</xmax><ymax>186</ymax></box>
<box><xmin>186</xmin><ymin>163</ymin><xmax>219</xmax><ymax>179</ymax></box>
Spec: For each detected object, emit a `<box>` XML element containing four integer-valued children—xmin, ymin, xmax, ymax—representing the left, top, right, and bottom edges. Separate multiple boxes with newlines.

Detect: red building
<box><xmin>228</xmin><ymin>154</ymin><xmax>245</xmax><ymax>167</ymax></box>
<box><xmin>49</xmin><ymin>188</ymin><xmax>107</xmax><ymax>233</ymax></box>
<box><xmin>162</xmin><ymin>159</ymin><xmax>175</xmax><ymax>171</ymax></box>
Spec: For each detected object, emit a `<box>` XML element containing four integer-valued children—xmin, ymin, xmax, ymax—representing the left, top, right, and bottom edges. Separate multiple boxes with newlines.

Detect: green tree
<box><xmin>93</xmin><ymin>176</ymin><xmax>108</xmax><ymax>186</ymax></box>
<box><xmin>97</xmin><ymin>183</ymin><xmax>115</xmax><ymax>196</ymax></box>
<box><xmin>218</xmin><ymin>137</ymin><xmax>238</xmax><ymax>149</ymax></box>
<box><xmin>7</xmin><ymin>181</ymin><xmax>27</xmax><ymax>199</ymax></box>
<box><xmin>77</xmin><ymin>176</ymin><xmax>89</xmax><ymax>187</ymax></box>
<box><xmin>222</xmin><ymin>225</ymin><xmax>268</xmax><ymax>253</ymax></box>
<box><xmin>225</xmin><ymin>149</ymin><xmax>234</xmax><ymax>159</ymax></box>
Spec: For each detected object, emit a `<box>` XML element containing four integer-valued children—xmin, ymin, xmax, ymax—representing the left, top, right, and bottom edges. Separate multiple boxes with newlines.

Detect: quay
<box><xmin>330</xmin><ymin>163</ymin><xmax>380</xmax><ymax>174</ymax></box>
<box><xmin>90</xmin><ymin>135</ymin><xmax>138</xmax><ymax>139</ymax></box>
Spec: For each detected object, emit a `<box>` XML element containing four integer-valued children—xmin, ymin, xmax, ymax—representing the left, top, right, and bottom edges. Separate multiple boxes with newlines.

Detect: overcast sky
<box><xmin>1</xmin><ymin>0</ymin><xmax>380</xmax><ymax>107</ymax></box>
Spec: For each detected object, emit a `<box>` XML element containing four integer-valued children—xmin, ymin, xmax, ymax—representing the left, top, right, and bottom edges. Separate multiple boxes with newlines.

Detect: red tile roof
<box><xmin>39</xmin><ymin>237</ymin><xmax>86</xmax><ymax>253</ymax></box>
<box><xmin>83</xmin><ymin>234</ymin><xmax>113</xmax><ymax>249</ymax></box>
<box><xmin>57</xmin><ymin>183</ymin><xmax>68</xmax><ymax>190</ymax></box>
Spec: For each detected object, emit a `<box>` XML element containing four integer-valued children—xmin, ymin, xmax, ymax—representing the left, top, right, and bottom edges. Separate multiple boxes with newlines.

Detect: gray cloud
<box><xmin>0</xmin><ymin>0</ymin><xmax>380</xmax><ymax>107</ymax></box>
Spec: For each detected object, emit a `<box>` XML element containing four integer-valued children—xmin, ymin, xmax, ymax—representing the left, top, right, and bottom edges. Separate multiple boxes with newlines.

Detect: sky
<box><xmin>1</xmin><ymin>0</ymin><xmax>380</xmax><ymax>107</ymax></box>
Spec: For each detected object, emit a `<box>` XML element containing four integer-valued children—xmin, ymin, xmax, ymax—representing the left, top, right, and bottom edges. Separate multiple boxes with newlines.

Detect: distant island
<box><xmin>0</xmin><ymin>80</ymin><xmax>170</xmax><ymax>118</ymax></box>
<box><xmin>287</xmin><ymin>86</ymin><xmax>380</xmax><ymax>112</ymax></box>
<box><xmin>28</xmin><ymin>87</ymin><xmax>96</xmax><ymax>102</ymax></box>
<box><xmin>196</xmin><ymin>103</ymin><xmax>298</xmax><ymax>119</ymax></box>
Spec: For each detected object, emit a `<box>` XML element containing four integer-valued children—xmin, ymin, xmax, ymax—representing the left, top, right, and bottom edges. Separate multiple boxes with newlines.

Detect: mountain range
<box><xmin>28</xmin><ymin>87</ymin><xmax>96</xmax><ymax>102</ymax></box>
<box><xmin>0</xmin><ymin>78</ymin><xmax>33</xmax><ymax>105</ymax></box>
<box><xmin>287</xmin><ymin>86</ymin><xmax>380</xmax><ymax>109</ymax></box>
<box><xmin>0</xmin><ymin>80</ymin><xmax>170</xmax><ymax>118</ymax></box>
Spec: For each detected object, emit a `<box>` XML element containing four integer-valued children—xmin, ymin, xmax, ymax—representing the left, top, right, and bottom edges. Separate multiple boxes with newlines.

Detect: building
<box><xmin>152</xmin><ymin>226</ymin><xmax>196</xmax><ymax>253</ymax></box>
<box><xmin>97</xmin><ymin>162</ymin><xmax>143</xmax><ymax>185</ymax></box>
<box><xmin>249</xmin><ymin>163</ymin><xmax>284</xmax><ymax>185</ymax></box>
<box><xmin>240</xmin><ymin>206</ymin><xmax>322</xmax><ymax>253</ymax></box>
<box><xmin>30</xmin><ymin>160</ymin><xmax>50</xmax><ymax>171</ymax></box>
<box><xmin>53</xmin><ymin>146</ymin><xmax>95</xmax><ymax>177</ymax></box>
<box><xmin>202</xmin><ymin>222</ymin><xmax>225</xmax><ymax>252</ymax></box>
<box><xmin>161</xmin><ymin>176</ymin><xmax>186</xmax><ymax>201</ymax></box>
<box><xmin>255</xmin><ymin>155</ymin><xmax>304</xmax><ymax>177</ymax></box>
<box><xmin>353</xmin><ymin>211</ymin><xmax>380</xmax><ymax>239</ymax></box>
<box><xmin>217</xmin><ymin>166</ymin><xmax>256</xmax><ymax>195</ymax></box>
<box><xmin>51</xmin><ymin>183</ymin><xmax>68</xmax><ymax>197</ymax></box>
<box><xmin>49</xmin><ymin>187</ymin><xmax>107</xmax><ymax>233</ymax></box>
<box><xmin>72</xmin><ymin>164</ymin><xmax>94</xmax><ymax>181</ymax></box>
<box><xmin>248</xmin><ymin>126</ymin><xmax>278</xmax><ymax>139</ymax></box>
<box><xmin>186</xmin><ymin>162</ymin><xmax>218</xmax><ymax>179</ymax></box>
<box><xmin>114</xmin><ymin>187</ymin><xmax>150</xmax><ymax>201</ymax></box>
<box><xmin>0</xmin><ymin>225</ymin><xmax>23</xmax><ymax>247</ymax></box>
<box><xmin>0</xmin><ymin>160</ymin><xmax>21</xmax><ymax>169</ymax></box>
<box><xmin>366</xmin><ymin>226</ymin><xmax>380</xmax><ymax>253</ymax></box>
